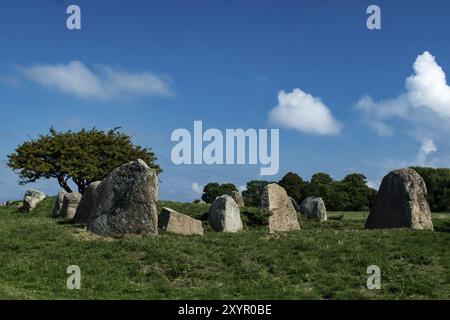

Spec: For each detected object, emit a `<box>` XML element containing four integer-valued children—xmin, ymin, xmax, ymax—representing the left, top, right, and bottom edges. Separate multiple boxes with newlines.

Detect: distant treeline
<box><xmin>201</xmin><ymin>172</ymin><xmax>377</xmax><ymax>211</ymax></box>
<box><xmin>201</xmin><ymin>167</ymin><xmax>450</xmax><ymax>212</ymax></box>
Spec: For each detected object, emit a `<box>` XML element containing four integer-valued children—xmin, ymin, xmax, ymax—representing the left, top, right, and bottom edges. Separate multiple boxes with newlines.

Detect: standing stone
<box><xmin>289</xmin><ymin>197</ymin><xmax>301</xmax><ymax>213</ymax></box>
<box><xmin>60</xmin><ymin>192</ymin><xmax>82</xmax><ymax>219</ymax></box>
<box><xmin>300</xmin><ymin>196</ymin><xmax>327</xmax><ymax>222</ymax></box>
<box><xmin>261</xmin><ymin>183</ymin><xmax>301</xmax><ymax>232</ymax></box>
<box><xmin>88</xmin><ymin>159</ymin><xmax>158</xmax><ymax>236</ymax></box>
<box><xmin>73</xmin><ymin>181</ymin><xmax>101</xmax><ymax>224</ymax></box>
<box><xmin>23</xmin><ymin>189</ymin><xmax>46</xmax><ymax>212</ymax></box>
<box><xmin>365</xmin><ymin>168</ymin><xmax>433</xmax><ymax>230</ymax></box>
<box><xmin>230</xmin><ymin>191</ymin><xmax>245</xmax><ymax>207</ymax></box>
<box><xmin>208</xmin><ymin>195</ymin><xmax>243</xmax><ymax>232</ymax></box>
<box><xmin>52</xmin><ymin>190</ymin><xmax>67</xmax><ymax>217</ymax></box>
<box><xmin>159</xmin><ymin>207</ymin><xmax>204</xmax><ymax>236</ymax></box>
<box><xmin>193</xmin><ymin>199</ymin><xmax>207</xmax><ymax>205</ymax></box>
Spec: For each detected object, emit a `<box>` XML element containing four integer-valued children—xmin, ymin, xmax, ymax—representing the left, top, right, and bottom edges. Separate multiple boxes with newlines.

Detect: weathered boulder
<box><xmin>23</xmin><ymin>189</ymin><xmax>46</xmax><ymax>212</ymax></box>
<box><xmin>52</xmin><ymin>190</ymin><xmax>67</xmax><ymax>217</ymax></box>
<box><xmin>365</xmin><ymin>168</ymin><xmax>433</xmax><ymax>230</ymax></box>
<box><xmin>159</xmin><ymin>207</ymin><xmax>204</xmax><ymax>236</ymax></box>
<box><xmin>73</xmin><ymin>181</ymin><xmax>101</xmax><ymax>224</ymax></box>
<box><xmin>60</xmin><ymin>192</ymin><xmax>82</xmax><ymax>219</ymax></box>
<box><xmin>193</xmin><ymin>199</ymin><xmax>207</xmax><ymax>205</ymax></box>
<box><xmin>289</xmin><ymin>196</ymin><xmax>301</xmax><ymax>213</ymax></box>
<box><xmin>300</xmin><ymin>196</ymin><xmax>327</xmax><ymax>222</ymax></box>
<box><xmin>230</xmin><ymin>191</ymin><xmax>245</xmax><ymax>207</ymax></box>
<box><xmin>261</xmin><ymin>183</ymin><xmax>301</xmax><ymax>232</ymax></box>
<box><xmin>88</xmin><ymin>159</ymin><xmax>159</xmax><ymax>236</ymax></box>
<box><xmin>208</xmin><ymin>195</ymin><xmax>243</xmax><ymax>232</ymax></box>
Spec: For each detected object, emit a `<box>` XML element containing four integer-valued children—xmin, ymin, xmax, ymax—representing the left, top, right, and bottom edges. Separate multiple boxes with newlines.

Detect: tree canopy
<box><xmin>242</xmin><ymin>180</ymin><xmax>270</xmax><ymax>207</ymax></box>
<box><xmin>278</xmin><ymin>172</ymin><xmax>306</xmax><ymax>203</ymax></box>
<box><xmin>411</xmin><ymin>167</ymin><xmax>450</xmax><ymax>212</ymax></box>
<box><xmin>8</xmin><ymin>127</ymin><xmax>161</xmax><ymax>194</ymax></box>
<box><xmin>201</xmin><ymin>182</ymin><xmax>238</xmax><ymax>203</ymax></box>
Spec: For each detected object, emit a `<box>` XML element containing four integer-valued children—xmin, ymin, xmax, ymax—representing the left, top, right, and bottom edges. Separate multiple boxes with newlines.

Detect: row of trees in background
<box><xmin>202</xmin><ymin>168</ymin><xmax>450</xmax><ymax>212</ymax></box>
<box><xmin>7</xmin><ymin>128</ymin><xmax>450</xmax><ymax>212</ymax></box>
<box><xmin>202</xmin><ymin>172</ymin><xmax>378</xmax><ymax>211</ymax></box>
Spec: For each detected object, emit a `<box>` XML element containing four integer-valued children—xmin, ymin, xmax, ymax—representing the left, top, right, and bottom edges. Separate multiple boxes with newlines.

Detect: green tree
<box><xmin>340</xmin><ymin>173</ymin><xmax>376</xmax><ymax>211</ymax></box>
<box><xmin>278</xmin><ymin>172</ymin><xmax>306</xmax><ymax>203</ymax></box>
<box><xmin>307</xmin><ymin>173</ymin><xmax>335</xmax><ymax>205</ymax></box>
<box><xmin>201</xmin><ymin>183</ymin><xmax>238</xmax><ymax>204</ymax></box>
<box><xmin>8</xmin><ymin>127</ymin><xmax>161</xmax><ymax>194</ymax></box>
<box><xmin>242</xmin><ymin>180</ymin><xmax>270</xmax><ymax>207</ymax></box>
<box><xmin>412</xmin><ymin>166</ymin><xmax>450</xmax><ymax>212</ymax></box>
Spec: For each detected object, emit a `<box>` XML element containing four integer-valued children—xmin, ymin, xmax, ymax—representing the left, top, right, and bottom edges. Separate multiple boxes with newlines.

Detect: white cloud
<box><xmin>406</xmin><ymin>52</ymin><xmax>450</xmax><ymax>118</ymax></box>
<box><xmin>356</xmin><ymin>51</ymin><xmax>450</xmax><ymax>136</ymax></box>
<box><xmin>417</xmin><ymin>138</ymin><xmax>437</xmax><ymax>166</ymax></box>
<box><xmin>191</xmin><ymin>182</ymin><xmax>203</xmax><ymax>195</ymax></box>
<box><xmin>16</xmin><ymin>61</ymin><xmax>173</xmax><ymax>101</ymax></box>
<box><xmin>268</xmin><ymin>88</ymin><xmax>342</xmax><ymax>135</ymax></box>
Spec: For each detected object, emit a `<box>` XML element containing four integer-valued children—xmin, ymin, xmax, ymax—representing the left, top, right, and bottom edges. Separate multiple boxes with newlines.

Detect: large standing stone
<box><xmin>60</xmin><ymin>192</ymin><xmax>82</xmax><ymax>219</ymax></box>
<box><xmin>230</xmin><ymin>191</ymin><xmax>245</xmax><ymax>207</ymax></box>
<box><xmin>365</xmin><ymin>168</ymin><xmax>433</xmax><ymax>230</ymax></box>
<box><xmin>208</xmin><ymin>195</ymin><xmax>243</xmax><ymax>232</ymax></box>
<box><xmin>261</xmin><ymin>183</ymin><xmax>301</xmax><ymax>232</ymax></box>
<box><xmin>52</xmin><ymin>190</ymin><xmax>67</xmax><ymax>217</ymax></box>
<box><xmin>159</xmin><ymin>207</ymin><xmax>204</xmax><ymax>236</ymax></box>
<box><xmin>88</xmin><ymin>159</ymin><xmax>159</xmax><ymax>236</ymax></box>
<box><xmin>300</xmin><ymin>196</ymin><xmax>327</xmax><ymax>222</ymax></box>
<box><xmin>73</xmin><ymin>181</ymin><xmax>101</xmax><ymax>224</ymax></box>
<box><xmin>23</xmin><ymin>189</ymin><xmax>46</xmax><ymax>212</ymax></box>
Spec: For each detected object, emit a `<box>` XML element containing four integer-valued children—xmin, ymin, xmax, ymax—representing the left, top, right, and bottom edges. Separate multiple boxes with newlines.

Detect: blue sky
<box><xmin>1</xmin><ymin>0</ymin><xmax>450</xmax><ymax>202</ymax></box>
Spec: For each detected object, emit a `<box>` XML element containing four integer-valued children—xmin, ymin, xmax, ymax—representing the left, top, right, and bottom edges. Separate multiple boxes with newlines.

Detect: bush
<box><xmin>241</xmin><ymin>207</ymin><xmax>270</xmax><ymax>227</ymax></box>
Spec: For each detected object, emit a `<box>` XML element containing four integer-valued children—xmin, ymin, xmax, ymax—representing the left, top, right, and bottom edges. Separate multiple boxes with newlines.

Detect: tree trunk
<box><xmin>57</xmin><ymin>176</ymin><xmax>72</xmax><ymax>193</ymax></box>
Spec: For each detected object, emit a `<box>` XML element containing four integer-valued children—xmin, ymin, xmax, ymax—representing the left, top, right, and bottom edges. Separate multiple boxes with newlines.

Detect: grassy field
<box><xmin>0</xmin><ymin>198</ymin><xmax>449</xmax><ymax>300</ymax></box>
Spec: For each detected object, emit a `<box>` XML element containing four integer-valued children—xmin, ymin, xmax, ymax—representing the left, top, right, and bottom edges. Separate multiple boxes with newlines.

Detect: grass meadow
<box><xmin>0</xmin><ymin>198</ymin><xmax>449</xmax><ymax>299</ymax></box>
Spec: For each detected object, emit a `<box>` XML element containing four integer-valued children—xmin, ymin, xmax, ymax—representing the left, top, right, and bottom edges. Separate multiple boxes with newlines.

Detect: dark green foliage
<box><xmin>297</xmin><ymin>172</ymin><xmax>377</xmax><ymax>211</ymax></box>
<box><xmin>242</xmin><ymin>180</ymin><xmax>270</xmax><ymax>207</ymax></box>
<box><xmin>411</xmin><ymin>167</ymin><xmax>450</xmax><ymax>212</ymax></box>
<box><xmin>339</xmin><ymin>174</ymin><xmax>376</xmax><ymax>211</ymax></box>
<box><xmin>240</xmin><ymin>207</ymin><xmax>270</xmax><ymax>227</ymax></box>
<box><xmin>201</xmin><ymin>183</ymin><xmax>238</xmax><ymax>204</ymax></box>
<box><xmin>7</xmin><ymin>127</ymin><xmax>161</xmax><ymax>194</ymax></box>
<box><xmin>278</xmin><ymin>172</ymin><xmax>307</xmax><ymax>203</ymax></box>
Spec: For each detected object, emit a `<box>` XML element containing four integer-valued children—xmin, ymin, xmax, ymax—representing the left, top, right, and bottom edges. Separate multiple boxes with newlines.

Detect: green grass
<box><xmin>0</xmin><ymin>198</ymin><xmax>449</xmax><ymax>299</ymax></box>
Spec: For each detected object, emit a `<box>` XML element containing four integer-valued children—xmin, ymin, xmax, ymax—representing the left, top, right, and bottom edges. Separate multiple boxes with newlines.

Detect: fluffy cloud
<box><xmin>268</xmin><ymin>89</ymin><xmax>342</xmax><ymax>135</ymax></box>
<box><xmin>16</xmin><ymin>61</ymin><xmax>173</xmax><ymax>101</ymax></box>
<box><xmin>406</xmin><ymin>52</ymin><xmax>450</xmax><ymax>118</ymax></box>
<box><xmin>356</xmin><ymin>51</ymin><xmax>450</xmax><ymax>136</ymax></box>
